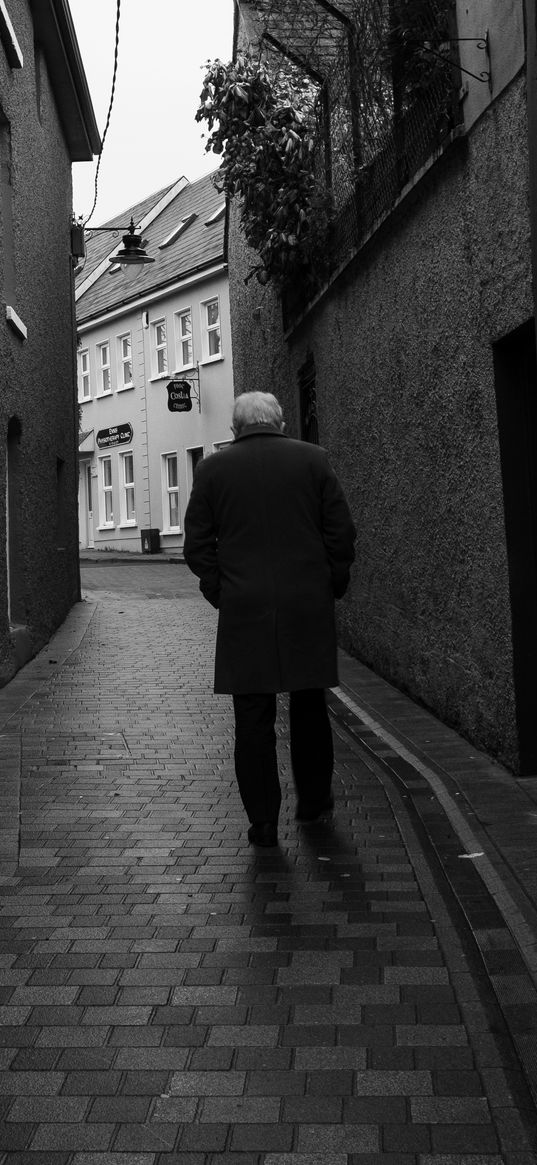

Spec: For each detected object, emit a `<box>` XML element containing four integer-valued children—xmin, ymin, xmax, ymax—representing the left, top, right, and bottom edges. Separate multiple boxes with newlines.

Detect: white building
<box><xmin>75</xmin><ymin>171</ymin><xmax>233</xmax><ymax>554</ymax></box>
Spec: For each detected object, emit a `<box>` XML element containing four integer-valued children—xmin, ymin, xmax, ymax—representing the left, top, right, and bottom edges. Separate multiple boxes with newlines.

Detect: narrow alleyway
<box><xmin>0</xmin><ymin>561</ymin><xmax>536</xmax><ymax>1162</ymax></box>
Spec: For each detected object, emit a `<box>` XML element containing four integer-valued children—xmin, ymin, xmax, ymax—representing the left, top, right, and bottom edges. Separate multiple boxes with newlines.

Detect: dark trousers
<box><xmin>232</xmin><ymin>689</ymin><xmax>334</xmax><ymax>824</ymax></box>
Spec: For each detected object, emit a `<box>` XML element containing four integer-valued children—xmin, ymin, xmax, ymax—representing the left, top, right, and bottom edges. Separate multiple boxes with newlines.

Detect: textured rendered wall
<box><xmin>228</xmin><ymin>74</ymin><xmax>532</xmax><ymax>771</ymax></box>
<box><xmin>0</xmin><ymin>2</ymin><xmax>80</xmax><ymax>685</ymax></box>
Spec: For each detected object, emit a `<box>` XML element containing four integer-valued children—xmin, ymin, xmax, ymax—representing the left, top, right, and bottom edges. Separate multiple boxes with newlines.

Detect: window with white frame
<box><xmin>97</xmin><ymin>341</ymin><xmax>111</xmax><ymax>394</ymax></box>
<box><xmin>118</xmin><ymin>333</ymin><xmax>133</xmax><ymax>388</ymax></box>
<box><xmin>152</xmin><ymin>318</ymin><xmax>168</xmax><ymax>376</ymax></box>
<box><xmin>120</xmin><ymin>451</ymin><xmax>136</xmax><ymax>524</ymax></box>
<box><xmin>78</xmin><ymin>348</ymin><xmax>90</xmax><ymax>400</ymax></box>
<box><xmin>162</xmin><ymin>453</ymin><xmax>180</xmax><ymax>531</ymax></box>
<box><xmin>174</xmin><ymin>309</ymin><xmax>193</xmax><ymax>369</ymax></box>
<box><xmin>202</xmin><ymin>298</ymin><xmax>221</xmax><ymax>360</ymax></box>
<box><xmin>99</xmin><ymin>456</ymin><xmax>114</xmax><ymax>526</ymax></box>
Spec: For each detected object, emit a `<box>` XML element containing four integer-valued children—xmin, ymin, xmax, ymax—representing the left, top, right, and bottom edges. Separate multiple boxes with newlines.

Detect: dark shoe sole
<box><xmin>248</xmin><ymin>823</ymin><xmax>278</xmax><ymax>847</ymax></box>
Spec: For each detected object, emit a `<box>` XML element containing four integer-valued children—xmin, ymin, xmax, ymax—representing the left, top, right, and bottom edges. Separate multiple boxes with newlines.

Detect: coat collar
<box><xmin>234</xmin><ymin>422</ymin><xmax>286</xmax><ymax>441</ymax></box>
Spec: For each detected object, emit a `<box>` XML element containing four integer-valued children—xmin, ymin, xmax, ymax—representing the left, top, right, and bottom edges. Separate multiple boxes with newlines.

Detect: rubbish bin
<box><xmin>141</xmin><ymin>528</ymin><xmax>161</xmax><ymax>554</ymax></box>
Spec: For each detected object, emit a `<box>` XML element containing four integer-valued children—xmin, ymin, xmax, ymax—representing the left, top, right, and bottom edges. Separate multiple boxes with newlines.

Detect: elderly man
<box><xmin>184</xmin><ymin>391</ymin><xmax>356</xmax><ymax>847</ymax></box>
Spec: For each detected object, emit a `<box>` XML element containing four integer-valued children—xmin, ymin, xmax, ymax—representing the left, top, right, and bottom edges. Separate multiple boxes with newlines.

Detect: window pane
<box><xmin>123</xmin><ymin>454</ymin><xmax>134</xmax><ymax>484</ymax></box>
<box><xmin>103</xmin><ymin>459</ymin><xmax>112</xmax><ymax>487</ymax></box>
<box><xmin>81</xmin><ymin>351</ymin><xmax>88</xmax><ymax>371</ymax></box>
<box><xmin>102</xmin><ymin>368</ymin><xmax>111</xmax><ymax>392</ymax></box>
<box><xmin>169</xmin><ymin>491</ymin><xmax>179</xmax><ymax>528</ymax></box>
<box><xmin>208</xmin><ymin>329</ymin><xmax>221</xmax><ymax>356</ymax></box>
<box><xmin>104</xmin><ymin>493</ymin><xmax>113</xmax><ymax>522</ymax></box>
<box><xmin>122</xmin><ymin>335</ymin><xmax>131</xmax><ymax>358</ymax></box>
<box><xmin>126</xmin><ymin>487</ymin><xmax>135</xmax><ymax>521</ymax></box>
<box><xmin>157</xmin><ymin>348</ymin><xmax>167</xmax><ymax>374</ymax></box>
<box><xmin>207</xmin><ymin>301</ymin><xmax>219</xmax><ymax>326</ymax></box>
<box><xmin>123</xmin><ymin>359</ymin><xmax>132</xmax><ymax>384</ymax></box>
<box><xmin>101</xmin><ymin>345</ymin><xmax>109</xmax><ymax>366</ymax></box>
<box><xmin>181</xmin><ymin>338</ymin><xmax>193</xmax><ymax>365</ymax></box>
<box><xmin>181</xmin><ymin>312</ymin><xmax>191</xmax><ymax>338</ymax></box>
<box><xmin>156</xmin><ymin>323</ymin><xmax>166</xmax><ymax>346</ymax></box>
<box><xmin>167</xmin><ymin>456</ymin><xmax>178</xmax><ymax>488</ymax></box>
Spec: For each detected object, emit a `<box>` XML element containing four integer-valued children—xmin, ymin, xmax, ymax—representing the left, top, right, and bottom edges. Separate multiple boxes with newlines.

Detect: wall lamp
<box><xmin>71</xmin><ymin>217</ymin><xmax>155</xmax><ymax>282</ymax></box>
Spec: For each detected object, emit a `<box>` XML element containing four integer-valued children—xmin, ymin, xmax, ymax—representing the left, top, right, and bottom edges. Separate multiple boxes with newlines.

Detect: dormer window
<box><xmin>158</xmin><ymin>213</ymin><xmax>197</xmax><ymax>249</ymax></box>
<box><xmin>205</xmin><ymin>203</ymin><xmax>226</xmax><ymax>225</ymax></box>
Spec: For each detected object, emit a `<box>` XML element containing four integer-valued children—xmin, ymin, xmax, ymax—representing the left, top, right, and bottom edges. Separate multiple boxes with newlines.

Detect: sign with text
<box><xmin>167</xmin><ymin>380</ymin><xmax>192</xmax><ymax>413</ymax></box>
<box><xmin>96</xmin><ymin>423</ymin><xmax>133</xmax><ymax>449</ymax></box>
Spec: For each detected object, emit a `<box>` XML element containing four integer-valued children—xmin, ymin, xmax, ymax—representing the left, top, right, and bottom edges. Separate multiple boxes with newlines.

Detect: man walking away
<box><xmin>184</xmin><ymin>391</ymin><xmax>356</xmax><ymax>847</ymax></box>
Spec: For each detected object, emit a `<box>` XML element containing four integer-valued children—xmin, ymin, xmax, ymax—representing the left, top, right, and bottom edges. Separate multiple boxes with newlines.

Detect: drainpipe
<box><xmin>525</xmin><ymin>0</ymin><xmax>537</xmax><ymax>342</ymax></box>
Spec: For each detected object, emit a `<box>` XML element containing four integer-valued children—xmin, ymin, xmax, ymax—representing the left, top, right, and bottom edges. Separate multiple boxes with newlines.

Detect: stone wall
<box><xmin>228</xmin><ymin>73</ymin><xmax>533</xmax><ymax>772</ymax></box>
<box><xmin>0</xmin><ymin>2</ymin><xmax>80</xmax><ymax>685</ymax></box>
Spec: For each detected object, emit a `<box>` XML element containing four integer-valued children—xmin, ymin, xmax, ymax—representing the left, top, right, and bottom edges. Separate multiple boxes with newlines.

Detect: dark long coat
<box><xmin>183</xmin><ymin>423</ymin><xmax>356</xmax><ymax>694</ymax></box>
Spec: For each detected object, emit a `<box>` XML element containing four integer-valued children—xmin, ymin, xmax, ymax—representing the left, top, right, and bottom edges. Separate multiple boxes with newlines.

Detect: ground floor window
<box><xmin>163</xmin><ymin>453</ymin><xmax>180</xmax><ymax>531</ymax></box>
<box><xmin>99</xmin><ymin>456</ymin><xmax>114</xmax><ymax>527</ymax></box>
<box><xmin>120</xmin><ymin>451</ymin><xmax>136</xmax><ymax>525</ymax></box>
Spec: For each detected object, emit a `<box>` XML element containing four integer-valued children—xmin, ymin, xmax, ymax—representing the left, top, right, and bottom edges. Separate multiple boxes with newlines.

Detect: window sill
<box><xmin>161</xmin><ymin>528</ymin><xmax>182</xmax><ymax>536</ymax></box>
<box><xmin>118</xmin><ymin>523</ymin><xmax>137</xmax><ymax>529</ymax></box>
<box><xmin>200</xmin><ymin>355</ymin><xmax>223</xmax><ymax>366</ymax></box>
<box><xmin>116</xmin><ymin>383</ymin><xmax>134</xmax><ymax>393</ymax></box>
<box><xmin>149</xmin><ymin>373</ymin><xmax>170</xmax><ymax>383</ymax></box>
<box><xmin>6</xmin><ymin>305</ymin><xmax>27</xmax><ymax>340</ymax></box>
<box><xmin>79</xmin><ymin>397</ymin><xmax>92</xmax><ymax>405</ymax></box>
<box><xmin>95</xmin><ymin>391</ymin><xmax>113</xmax><ymax>400</ymax></box>
<box><xmin>97</xmin><ymin>525</ymin><xmax>116</xmax><ymax>531</ymax></box>
<box><xmin>172</xmin><ymin>365</ymin><xmax>196</xmax><ymax>376</ymax></box>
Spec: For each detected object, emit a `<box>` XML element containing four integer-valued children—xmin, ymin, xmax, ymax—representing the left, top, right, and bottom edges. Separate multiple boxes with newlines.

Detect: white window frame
<box><xmin>119</xmin><ymin>450</ymin><xmax>136</xmax><ymax>526</ymax></box>
<box><xmin>97</xmin><ymin>341</ymin><xmax>112</xmax><ymax>395</ymax></box>
<box><xmin>78</xmin><ymin>348</ymin><xmax>90</xmax><ymax>401</ymax></box>
<box><xmin>98</xmin><ymin>456</ymin><xmax>114</xmax><ymax>528</ymax></box>
<box><xmin>151</xmin><ymin>318</ymin><xmax>168</xmax><ymax>378</ymax></box>
<box><xmin>174</xmin><ymin>308</ymin><xmax>194</xmax><ymax>370</ymax></box>
<box><xmin>162</xmin><ymin>452</ymin><xmax>181</xmax><ymax>532</ymax></box>
<box><xmin>117</xmin><ymin>332</ymin><xmax>133</xmax><ymax>390</ymax></box>
<box><xmin>201</xmin><ymin>297</ymin><xmax>222</xmax><ymax>362</ymax></box>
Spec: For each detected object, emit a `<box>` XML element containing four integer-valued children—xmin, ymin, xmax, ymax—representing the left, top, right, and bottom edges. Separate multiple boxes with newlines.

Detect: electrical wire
<box><xmin>83</xmin><ymin>0</ymin><xmax>122</xmax><ymax>227</ymax></box>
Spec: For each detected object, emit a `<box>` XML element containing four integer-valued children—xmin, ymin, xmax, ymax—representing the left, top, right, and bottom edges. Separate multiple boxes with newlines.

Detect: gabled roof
<box><xmin>76</xmin><ymin>170</ymin><xmax>226</xmax><ymax>325</ymax></box>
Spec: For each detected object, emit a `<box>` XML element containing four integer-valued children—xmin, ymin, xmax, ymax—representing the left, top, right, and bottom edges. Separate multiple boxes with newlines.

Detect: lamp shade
<box><xmin>108</xmin><ymin>218</ymin><xmax>154</xmax><ymax>273</ymax></box>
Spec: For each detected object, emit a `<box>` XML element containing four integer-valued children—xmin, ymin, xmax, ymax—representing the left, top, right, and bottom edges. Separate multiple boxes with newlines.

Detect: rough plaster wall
<box><xmin>227</xmin><ymin>204</ymin><xmax>295</xmax><ymax>418</ymax></box>
<box><xmin>0</xmin><ymin>1</ymin><xmax>79</xmax><ymax>686</ymax></box>
<box><xmin>228</xmin><ymin>74</ymin><xmax>532</xmax><ymax>771</ymax></box>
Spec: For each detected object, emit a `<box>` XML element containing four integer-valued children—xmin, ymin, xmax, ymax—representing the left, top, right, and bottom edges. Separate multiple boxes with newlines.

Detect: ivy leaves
<box><xmin>196</xmin><ymin>53</ymin><xmax>330</xmax><ymax>289</ymax></box>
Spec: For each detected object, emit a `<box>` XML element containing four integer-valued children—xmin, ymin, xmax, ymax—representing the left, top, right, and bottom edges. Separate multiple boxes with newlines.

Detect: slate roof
<box><xmin>76</xmin><ymin>170</ymin><xmax>226</xmax><ymax>324</ymax></box>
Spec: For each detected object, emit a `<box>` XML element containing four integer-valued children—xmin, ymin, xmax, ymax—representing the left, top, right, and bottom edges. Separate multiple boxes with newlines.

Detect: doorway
<box><xmin>493</xmin><ymin>319</ymin><xmax>537</xmax><ymax>774</ymax></box>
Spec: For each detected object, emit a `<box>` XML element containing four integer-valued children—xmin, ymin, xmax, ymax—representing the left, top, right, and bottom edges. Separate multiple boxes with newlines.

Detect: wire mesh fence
<box><xmin>248</xmin><ymin>0</ymin><xmax>461</xmax><ymax>321</ymax></box>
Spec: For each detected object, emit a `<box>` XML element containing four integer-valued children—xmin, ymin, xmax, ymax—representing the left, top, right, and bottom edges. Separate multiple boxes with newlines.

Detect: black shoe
<box><xmin>295</xmin><ymin>794</ymin><xmax>334</xmax><ymax>823</ymax></box>
<box><xmin>248</xmin><ymin>822</ymin><xmax>278</xmax><ymax>847</ymax></box>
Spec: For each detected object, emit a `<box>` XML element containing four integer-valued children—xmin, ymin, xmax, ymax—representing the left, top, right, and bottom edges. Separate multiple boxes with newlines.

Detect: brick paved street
<box><xmin>0</xmin><ymin>561</ymin><xmax>536</xmax><ymax>1162</ymax></box>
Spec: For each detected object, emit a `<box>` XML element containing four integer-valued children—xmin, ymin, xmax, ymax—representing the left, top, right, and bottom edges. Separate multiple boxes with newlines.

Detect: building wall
<box><xmin>0</xmin><ymin>2</ymin><xmax>80</xmax><ymax>685</ymax></box>
<box><xmin>77</xmin><ymin>271</ymin><xmax>234</xmax><ymax>552</ymax></box>
<box><xmin>228</xmin><ymin>69</ymin><xmax>533</xmax><ymax>772</ymax></box>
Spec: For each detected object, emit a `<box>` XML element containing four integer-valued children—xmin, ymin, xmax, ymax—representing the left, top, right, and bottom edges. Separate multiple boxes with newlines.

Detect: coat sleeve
<box><xmin>320</xmin><ymin>456</ymin><xmax>356</xmax><ymax>599</ymax></box>
<box><xmin>183</xmin><ymin>463</ymin><xmax>221</xmax><ymax>608</ymax></box>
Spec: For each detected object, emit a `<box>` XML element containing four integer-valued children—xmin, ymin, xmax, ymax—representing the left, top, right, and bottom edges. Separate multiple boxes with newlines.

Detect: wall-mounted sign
<box><xmin>96</xmin><ymin>423</ymin><xmax>133</xmax><ymax>449</ymax></box>
<box><xmin>167</xmin><ymin>380</ymin><xmax>192</xmax><ymax>413</ymax></box>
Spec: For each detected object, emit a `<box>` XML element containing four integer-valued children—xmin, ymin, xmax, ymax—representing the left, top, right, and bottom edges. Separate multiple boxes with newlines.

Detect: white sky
<box><xmin>70</xmin><ymin>0</ymin><xmax>234</xmax><ymax>225</ymax></box>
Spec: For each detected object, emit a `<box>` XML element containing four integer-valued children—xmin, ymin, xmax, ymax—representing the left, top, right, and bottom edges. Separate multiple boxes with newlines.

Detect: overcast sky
<box><xmin>70</xmin><ymin>0</ymin><xmax>234</xmax><ymax>225</ymax></box>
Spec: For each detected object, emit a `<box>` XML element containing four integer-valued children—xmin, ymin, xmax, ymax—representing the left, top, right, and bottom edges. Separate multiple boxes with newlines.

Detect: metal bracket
<box><xmin>420</xmin><ymin>31</ymin><xmax>492</xmax><ymax>93</ymax></box>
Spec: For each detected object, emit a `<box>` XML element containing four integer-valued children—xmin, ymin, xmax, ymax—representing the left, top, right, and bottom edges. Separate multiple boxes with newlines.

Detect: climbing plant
<box><xmin>196</xmin><ymin>52</ymin><xmax>331</xmax><ymax>289</ymax></box>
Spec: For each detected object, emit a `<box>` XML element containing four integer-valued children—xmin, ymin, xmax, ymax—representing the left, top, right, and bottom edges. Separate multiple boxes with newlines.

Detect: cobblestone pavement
<box><xmin>0</xmin><ymin>562</ymin><xmax>535</xmax><ymax>1162</ymax></box>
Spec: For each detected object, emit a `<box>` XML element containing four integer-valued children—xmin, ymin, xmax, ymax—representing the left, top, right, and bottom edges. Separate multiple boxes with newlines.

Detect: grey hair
<box><xmin>232</xmin><ymin>392</ymin><xmax>284</xmax><ymax>435</ymax></box>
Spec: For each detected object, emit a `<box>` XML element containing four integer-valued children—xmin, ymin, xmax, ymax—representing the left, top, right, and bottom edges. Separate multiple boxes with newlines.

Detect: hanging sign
<box><xmin>96</xmin><ymin>423</ymin><xmax>133</xmax><ymax>449</ymax></box>
<box><xmin>167</xmin><ymin>380</ymin><xmax>192</xmax><ymax>413</ymax></box>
